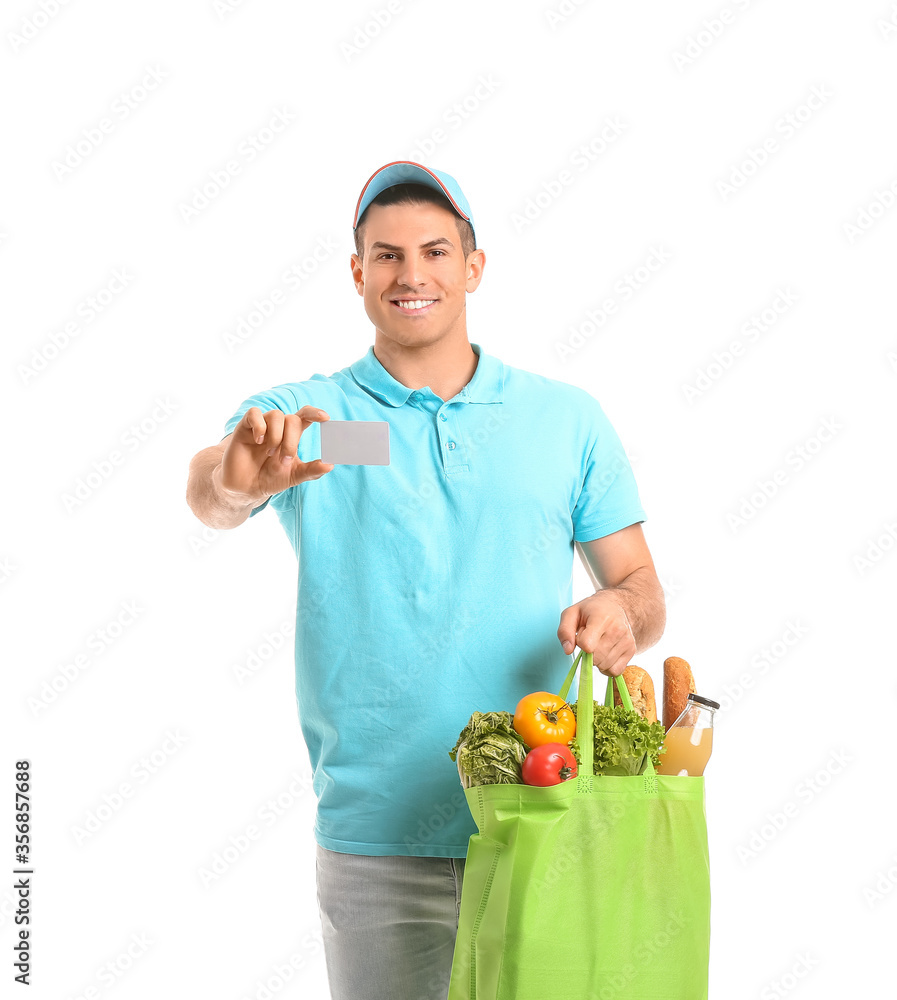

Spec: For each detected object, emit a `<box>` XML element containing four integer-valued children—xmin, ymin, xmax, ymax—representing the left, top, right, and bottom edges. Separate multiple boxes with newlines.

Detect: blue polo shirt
<box><xmin>223</xmin><ymin>342</ymin><xmax>646</xmax><ymax>857</ymax></box>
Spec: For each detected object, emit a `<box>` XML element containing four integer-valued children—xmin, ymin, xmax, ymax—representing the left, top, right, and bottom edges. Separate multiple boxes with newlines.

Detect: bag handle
<box><xmin>558</xmin><ymin>649</ymin><xmax>657</xmax><ymax>780</ymax></box>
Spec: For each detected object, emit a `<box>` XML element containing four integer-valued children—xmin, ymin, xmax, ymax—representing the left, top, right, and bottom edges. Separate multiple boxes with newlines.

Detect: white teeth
<box><xmin>395</xmin><ymin>299</ymin><xmax>435</xmax><ymax>310</ymax></box>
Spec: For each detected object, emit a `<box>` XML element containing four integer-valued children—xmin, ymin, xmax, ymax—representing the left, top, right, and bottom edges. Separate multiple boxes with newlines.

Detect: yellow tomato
<box><xmin>513</xmin><ymin>692</ymin><xmax>576</xmax><ymax>748</ymax></box>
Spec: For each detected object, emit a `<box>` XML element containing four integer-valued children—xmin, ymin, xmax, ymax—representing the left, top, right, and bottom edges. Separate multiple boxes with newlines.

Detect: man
<box><xmin>186</xmin><ymin>161</ymin><xmax>665</xmax><ymax>1000</ymax></box>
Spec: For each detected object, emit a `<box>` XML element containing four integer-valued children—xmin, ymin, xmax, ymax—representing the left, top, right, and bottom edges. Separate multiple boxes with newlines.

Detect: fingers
<box><xmin>579</xmin><ymin>616</ymin><xmax>637</xmax><ymax>677</ymax></box>
<box><xmin>574</xmin><ymin>641</ymin><xmax>630</xmax><ymax>677</ymax></box>
<box><xmin>257</xmin><ymin>410</ymin><xmax>284</xmax><ymax>460</ymax></box>
<box><xmin>237</xmin><ymin>406</ymin><xmax>329</xmax><ymax>453</ymax></box>
<box><xmin>557</xmin><ymin>605</ymin><xmax>581</xmax><ymax>654</ymax></box>
<box><xmin>278</xmin><ymin>407</ymin><xmax>330</xmax><ymax>466</ymax></box>
<box><xmin>587</xmin><ymin>625</ymin><xmax>636</xmax><ymax>676</ymax></box>
<box><xmin>240</xmin><ymin>406</ymin><xmax>268</xmax><ymax>445</ymax></box>
<box><xmin>288</xmin><ymin>458</ymin><xmax>334</xmax><ymax>487</ymax></box>
<box><xmin>592</xmin><ymin>638</ymin><xmax>633</xmax><ymax>677</ymax></box>
<box><xmin>233</xmin><ymin>406</ymin><xmax>335</xmax><ymax>491</ymax></box>
<box><xmin>295</xmin><ymin>405</ymin><xmax>330</xmax><ymax>423</ymax></box>
<box><xmin>237</xmin><ymin>406</ymin><xmax>329</xmax><ymax>468</ymax></box>
<box><xmin>569</xmin><ymin>607</ymin><xmax>636</xmax><ymax>677</ymax></box>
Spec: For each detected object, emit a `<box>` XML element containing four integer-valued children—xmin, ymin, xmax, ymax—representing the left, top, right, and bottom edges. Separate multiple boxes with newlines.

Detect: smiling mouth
<box><xmin>391</xmin><ymin>299</ymin><xmax>437</xmax><ymax>315</ymax></box>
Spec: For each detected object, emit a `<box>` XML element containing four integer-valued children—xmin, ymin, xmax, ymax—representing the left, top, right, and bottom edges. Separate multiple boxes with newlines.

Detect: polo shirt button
<box><xmin>447</xmin><ymin>441</ymin><xmax>456</xmax><ymax>450</ymax></box>
<box><xmin>439</xmin><ymin>413</ymin><xmax>447</xmax><ymax>421</ymax></box>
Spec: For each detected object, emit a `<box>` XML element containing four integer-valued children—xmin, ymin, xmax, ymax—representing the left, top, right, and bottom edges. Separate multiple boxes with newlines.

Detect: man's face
<box><xmin>350</xmin><ymin>201</ymin><xmax>485</xmax><ymax>350</ymax></box>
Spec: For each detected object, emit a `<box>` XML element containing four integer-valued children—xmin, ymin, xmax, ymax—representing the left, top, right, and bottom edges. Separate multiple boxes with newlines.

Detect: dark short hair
<box><xmin>354</xmin><ymin>183</ymin><xmax>476</xmax><ymax>261</ymax></box>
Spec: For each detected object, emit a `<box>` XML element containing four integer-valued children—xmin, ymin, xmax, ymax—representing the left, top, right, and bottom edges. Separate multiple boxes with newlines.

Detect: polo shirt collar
<box><xmin>349</xmin><ymin>342</ymin><xmax>504</xmax><ymax>407</ymax></box>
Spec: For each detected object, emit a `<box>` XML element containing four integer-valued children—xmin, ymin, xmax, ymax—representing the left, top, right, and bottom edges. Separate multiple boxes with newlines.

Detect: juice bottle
<box><xmin>656</xmin><ymin>694</ymin><xmax>720</xmax><ymax>776</ymax></box>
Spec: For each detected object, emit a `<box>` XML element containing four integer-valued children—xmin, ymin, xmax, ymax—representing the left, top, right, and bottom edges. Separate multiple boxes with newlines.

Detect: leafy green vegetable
<box><xmin>450</xmin><ymin>701</ymin><xmax>665</xmax><ymax>786</ymax></box>
<box><xmin>449</xmin><ymin>712</ymin><xmax>529</xmax><ymax>786</ymax></box>
<box><xmin>569</xmin><ymin>702</ymin><xmax>666</xmax><ymax>776</ymax></box>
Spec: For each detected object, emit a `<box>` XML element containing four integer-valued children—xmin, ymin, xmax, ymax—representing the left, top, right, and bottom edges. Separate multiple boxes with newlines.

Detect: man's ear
<box><xmin>465</xmin><ymin>248</ymin><xmax>486</xmax><ymax>292</ymax></box>
<box><xmin>350</xmin><ymin>253</ymin><xmax>364</xmax><ymax>295</ymax></box>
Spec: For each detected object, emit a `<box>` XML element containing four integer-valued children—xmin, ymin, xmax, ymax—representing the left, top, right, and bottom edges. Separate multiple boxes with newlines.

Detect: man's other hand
<box><xmin>557</xmin><ymin>592</ymin><xmax>636</xmax><ymax>677</ymax></box>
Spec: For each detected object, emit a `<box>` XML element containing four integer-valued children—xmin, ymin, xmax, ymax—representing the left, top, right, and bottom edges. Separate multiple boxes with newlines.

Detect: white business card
<box><xmin>320</xmin><ymin>420</ymin><xmax>390</xmax><ymax>465</ymax></box>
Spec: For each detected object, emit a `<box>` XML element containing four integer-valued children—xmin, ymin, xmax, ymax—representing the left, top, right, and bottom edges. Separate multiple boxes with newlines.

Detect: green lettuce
<box><xmin>569</xmin><ymin>702</ymin><xmax>666</xmax><ymax>776</ymax></box>
<box><xmin>449</xmin><ymin>711</ymin><xmax>529</xmax><ymax>786</ymax></box>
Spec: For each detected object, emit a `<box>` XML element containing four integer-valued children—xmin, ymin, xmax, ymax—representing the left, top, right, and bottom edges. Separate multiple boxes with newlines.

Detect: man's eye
<box><xmin>429</xmin><ymin>250</ymin><xmax>446</xmax><ymax>256</ymax></box>
<box><xmin>378</xmin><ymin>253</ymin><xmax>396</xmax><ymax>260</ymax></box>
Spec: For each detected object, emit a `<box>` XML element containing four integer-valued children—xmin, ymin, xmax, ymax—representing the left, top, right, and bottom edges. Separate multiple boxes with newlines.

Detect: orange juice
<box><xmin>656</xmin><ymin>726</ymin><xmax>713</xmax><ymax>776</ymax></box>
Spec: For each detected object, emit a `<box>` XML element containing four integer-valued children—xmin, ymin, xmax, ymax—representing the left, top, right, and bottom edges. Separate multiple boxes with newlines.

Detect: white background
<box><xmin>4</xmin><ymin>1</ymin><xmax>896</xmax><ymax>997</ymax></box>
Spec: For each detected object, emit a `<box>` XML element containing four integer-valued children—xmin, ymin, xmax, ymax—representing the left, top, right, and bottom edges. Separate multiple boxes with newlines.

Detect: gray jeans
<box><xmin>315</xmin><ymin>844</ymin><xmax>466</xmax><ymax>1000</ymax></box>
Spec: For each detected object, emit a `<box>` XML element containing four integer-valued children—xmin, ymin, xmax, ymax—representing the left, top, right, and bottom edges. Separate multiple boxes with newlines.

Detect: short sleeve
<box><xmin>571</xmin><ymin>399</ymin><xmax>646</xmax><ymax>542</ymax></box>
<box><xmin>222</xmin><ymin>384</ymin><xmax>306</xmax><ymax>518</ymax></box>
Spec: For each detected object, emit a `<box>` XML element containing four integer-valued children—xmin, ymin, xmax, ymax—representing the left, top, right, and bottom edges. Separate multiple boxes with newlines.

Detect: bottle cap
<box><xmin>687</xmin><ymin>693</ymin><xmax>720</xmax><ymax>710</ymax></box>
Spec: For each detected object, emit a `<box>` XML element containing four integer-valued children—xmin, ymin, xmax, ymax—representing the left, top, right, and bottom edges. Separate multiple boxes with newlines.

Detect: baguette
<box><xmin>663</xmin><ymin>656</ymin><xmax>696</xmax><ymax>730</ymax></box>
<box><xmin>612</xmin><ymin>665</ymin><xmax>657</xmax><ymax>723</ymax></box>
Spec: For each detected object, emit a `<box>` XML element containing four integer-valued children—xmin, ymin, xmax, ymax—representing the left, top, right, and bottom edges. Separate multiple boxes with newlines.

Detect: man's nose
<box><xmin>396</xmin><ymin>257</ymin><xmax>425</xmax><ymax>287</ymax></box>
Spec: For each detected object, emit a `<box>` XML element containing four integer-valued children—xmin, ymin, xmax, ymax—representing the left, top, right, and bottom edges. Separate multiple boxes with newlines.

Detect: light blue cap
<box><xmin>353</xmin><ymin>160</ymin><xmax>476</xmax><ymax>246</ymax></box>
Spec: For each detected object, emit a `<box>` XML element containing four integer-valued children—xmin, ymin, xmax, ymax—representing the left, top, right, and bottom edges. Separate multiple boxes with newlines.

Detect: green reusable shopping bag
<box><xmin>447</xmin><ymin>650</ymin><xmax>710</xmax><ymax>1000</ymax></box>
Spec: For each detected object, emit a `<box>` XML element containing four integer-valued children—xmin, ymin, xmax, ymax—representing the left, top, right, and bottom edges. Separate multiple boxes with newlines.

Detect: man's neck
<box><xmin>372</xmin><ymin>333</ymin><xmax>479</xmax><ymax>402</ymax></box>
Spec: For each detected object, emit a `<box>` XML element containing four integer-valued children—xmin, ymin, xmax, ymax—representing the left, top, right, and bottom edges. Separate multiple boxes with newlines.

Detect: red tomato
<box><xmin>521</xmin><ymin>743</ymin><xmax>578</xmax><ymax>786</ymax></box>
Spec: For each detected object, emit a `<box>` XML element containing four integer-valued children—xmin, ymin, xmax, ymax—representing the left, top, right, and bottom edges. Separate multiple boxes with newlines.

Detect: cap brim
<box><xmin>352</xmin><ymin>160</ymin><xmax>472</xmax><ymax>229</ymax></box>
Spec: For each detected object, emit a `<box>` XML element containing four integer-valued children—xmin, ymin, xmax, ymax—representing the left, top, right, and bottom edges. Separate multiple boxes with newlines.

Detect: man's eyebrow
<box><xmin>368</xmin><ymin>238</ymin><xmax>455</xmax><ymax>252</ymax></box>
